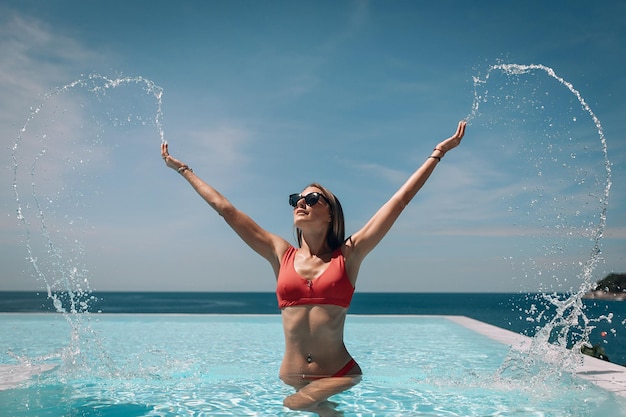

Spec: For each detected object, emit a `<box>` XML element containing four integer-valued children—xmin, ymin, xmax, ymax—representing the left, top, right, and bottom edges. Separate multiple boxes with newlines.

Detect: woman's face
<box><xmin>292</xmin><ymin>187</ymin><xmax>332</xmax><ymax>228</ymax></box>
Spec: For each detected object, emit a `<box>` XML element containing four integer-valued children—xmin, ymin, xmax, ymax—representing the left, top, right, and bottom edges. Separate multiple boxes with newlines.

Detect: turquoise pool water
<box><xmin>1</xmin><ymin>314</ymin><xmax>625</xmax><ymax>416</ymax></box>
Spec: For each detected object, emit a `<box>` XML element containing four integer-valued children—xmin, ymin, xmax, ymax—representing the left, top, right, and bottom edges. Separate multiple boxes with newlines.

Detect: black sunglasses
<box><xmin>289</xmin><ymin>192</ymin><xmax>330</xmax><ymax>208</ymax></box>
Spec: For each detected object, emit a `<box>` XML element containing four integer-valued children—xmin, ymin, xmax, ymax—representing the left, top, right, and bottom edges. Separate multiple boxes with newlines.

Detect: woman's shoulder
<box><xmin>277</xmin><ymin>242</ymin><xmax>296</xmax><ymax>262</ymax></box>
<box><xmin>338</xmin><ymin>236</ymin><xmax>354</xmax><ymax>259</ymax></box>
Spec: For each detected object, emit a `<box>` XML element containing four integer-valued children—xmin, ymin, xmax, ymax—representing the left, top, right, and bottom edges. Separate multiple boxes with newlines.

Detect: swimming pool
<box><xmin>1</xmin><ymin>314</ymin><xmax>625</xmax><ymax>416</ymax></box>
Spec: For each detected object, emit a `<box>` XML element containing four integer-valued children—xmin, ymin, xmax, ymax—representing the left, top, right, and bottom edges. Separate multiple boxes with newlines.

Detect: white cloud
<box><xmin>1</xmin><ymin>10</ymin><xmax>116</xmax><ymax>194</ymax></box>
<box><xmin>348</xmin><ymin>160</ymin><xmax>409</xmax><ymax>184</ymax></box>
<box><xmin>0</xmin><ymin>13</ymin><xmax>106</xmax><ymax>111</ymax></box>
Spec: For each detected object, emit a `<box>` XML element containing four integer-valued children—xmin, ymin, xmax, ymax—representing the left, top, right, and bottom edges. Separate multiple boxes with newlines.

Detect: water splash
<box><xmin>10</xmin><ymin>74</ymin><xmax>165</xmax><ymax>373</ymax></box>
<box><xmin>469</xmin><ymin>63</ymin><xmax>614</xmax><ymax>378</ymax></box>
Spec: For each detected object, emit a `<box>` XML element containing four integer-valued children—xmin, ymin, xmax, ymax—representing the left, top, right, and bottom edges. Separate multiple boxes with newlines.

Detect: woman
<box><xmin>161</xmin><ymin>121</ymin><xmax>466</xmax><ymax>413</ymax></box>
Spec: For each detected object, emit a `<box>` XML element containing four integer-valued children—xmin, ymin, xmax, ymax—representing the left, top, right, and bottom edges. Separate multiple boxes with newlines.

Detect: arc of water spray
<box><xmin>470</xmin><ymin>64</ymin><xmax>614</xmax><ymax>371</ymax></box>
<box><xmin>10</xmin><ymin>74</ymin><xmax>165</xmax><ymax>313</ymax></box>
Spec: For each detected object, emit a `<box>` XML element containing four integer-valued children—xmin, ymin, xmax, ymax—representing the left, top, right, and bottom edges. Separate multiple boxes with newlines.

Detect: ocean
<box><xmin>1</xmin><ymin>291</ymin><xmax>625</xmax><ymax>366</ymax></box>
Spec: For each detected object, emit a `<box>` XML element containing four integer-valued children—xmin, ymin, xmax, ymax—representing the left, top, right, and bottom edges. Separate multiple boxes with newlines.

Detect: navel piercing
<box><xmin>307</xmin><ymin>353</ymin><xmax>312</xmax><ymax>363</ymax></box>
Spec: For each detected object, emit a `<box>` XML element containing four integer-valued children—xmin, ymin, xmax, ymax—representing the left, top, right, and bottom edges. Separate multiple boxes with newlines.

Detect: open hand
<box><xmin>161</xmin><ymin>142</ymin><xmax>185</xmax><ymax>171</ymax></box>
<box><xmin>437</xmin><ymin>121</ymin><xmax>466</xmax><ymax>153</ymax></box>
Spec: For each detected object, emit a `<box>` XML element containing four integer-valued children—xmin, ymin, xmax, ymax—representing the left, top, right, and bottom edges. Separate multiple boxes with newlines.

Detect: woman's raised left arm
<box><xmin>345</xmin><ymin>121</ymin><xmax>466</xmax><ymax>263</ymax></box>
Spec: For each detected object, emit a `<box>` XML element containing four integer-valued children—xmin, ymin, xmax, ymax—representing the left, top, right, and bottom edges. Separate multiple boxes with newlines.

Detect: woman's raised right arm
<box><xmin>161</xmin><ymin>142</ymin><xmax>289</xmax><ymax>274</ymax></box>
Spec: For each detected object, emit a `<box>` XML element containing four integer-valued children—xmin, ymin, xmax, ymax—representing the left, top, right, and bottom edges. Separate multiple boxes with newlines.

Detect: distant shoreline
<box><xmin>584</xmin><ymin>291</ymin><xmax>626</xmax><ymax>301</ymax></box>
<box><xmin>586</xmin><ymin>273</ymin><xmax>626</xmax><ymax>301</ymax></box>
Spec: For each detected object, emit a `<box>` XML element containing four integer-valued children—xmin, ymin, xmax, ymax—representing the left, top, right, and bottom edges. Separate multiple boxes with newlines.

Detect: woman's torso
<box><xmin>276</xmin><ymin>246</ymin><xmax>360</xmax><ymax>379</ymax></box>
<box><xmin>279</xmin><ymin>304</ymin><xmax>355</xmax><ymax>378</ymax></box>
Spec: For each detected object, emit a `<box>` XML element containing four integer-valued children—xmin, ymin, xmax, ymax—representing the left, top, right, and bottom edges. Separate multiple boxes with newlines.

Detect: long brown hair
<box><xmin>295</xmin><ymin>183</ymin><xmax>345</xmax><ymax>250</ymax></box>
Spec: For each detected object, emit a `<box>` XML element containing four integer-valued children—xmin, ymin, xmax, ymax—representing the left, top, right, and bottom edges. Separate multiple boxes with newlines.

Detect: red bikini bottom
<box><xmin>333</xmin><ymin>358</ymin><xmax>357</xmax><ymax>377</ymax></box>
<box><xmin>302</xmin><ymin>358</ymin><xmax>358</xmax><ymax>380</ymax></box>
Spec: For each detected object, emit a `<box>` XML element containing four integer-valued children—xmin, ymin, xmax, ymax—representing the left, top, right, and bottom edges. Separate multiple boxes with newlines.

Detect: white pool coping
<box><xmin>0</xmin><ymin>363</ymin><xmax>57</xmax><ymax>391</ymax></box>
<box><xmin>447</xmin><ymin>315</ymin><xmax>626</xmax><ymax>398</ymax></box>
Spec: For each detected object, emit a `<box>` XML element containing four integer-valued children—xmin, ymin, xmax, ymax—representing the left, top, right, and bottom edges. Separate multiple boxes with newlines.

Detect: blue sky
<box><xmin>1</xmin><ymin>0</ymin><xmax>624</xmax><ymax>293</ymax></box>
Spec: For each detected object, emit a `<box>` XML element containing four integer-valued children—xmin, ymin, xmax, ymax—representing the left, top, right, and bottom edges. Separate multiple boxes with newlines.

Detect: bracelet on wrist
<box><xmin>178</xmin><ymin>165</ymin><xmax>193</xmax><ymax>174</ymax></box>
<box><xmin>428</xmin><ymin>155</ymin><xmax>441</xmax><ymax>162</ymax></box>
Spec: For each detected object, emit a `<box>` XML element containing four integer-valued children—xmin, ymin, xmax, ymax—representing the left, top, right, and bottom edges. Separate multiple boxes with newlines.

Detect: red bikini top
<box><xmin>276</xmin><ymin>246</ymin><xmax>355</xmax><ymax>309</ymax></box>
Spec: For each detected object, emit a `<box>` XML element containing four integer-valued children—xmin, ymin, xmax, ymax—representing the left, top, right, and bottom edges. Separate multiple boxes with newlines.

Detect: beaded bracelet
<box><xmin>178</xmin><ymin>166</ymin><xmax>193</xmax><ymax>174</ymax></box>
